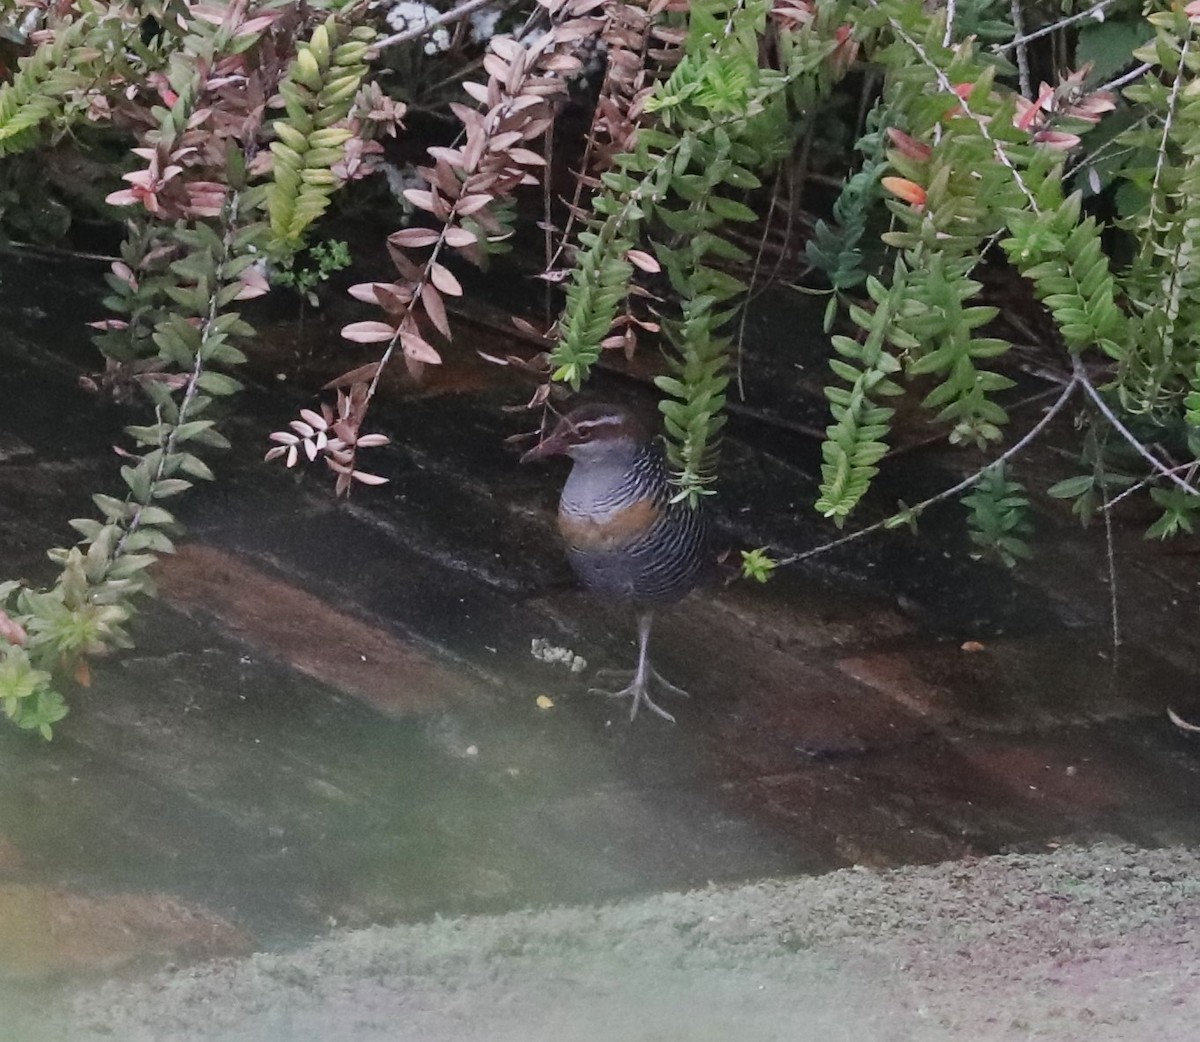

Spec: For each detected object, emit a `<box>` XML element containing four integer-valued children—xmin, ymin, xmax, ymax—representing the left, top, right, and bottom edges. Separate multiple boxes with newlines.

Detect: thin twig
<box><xmin>734</xmin><ymin>174</ymin><xmax>781</xmax><ymax>401</ymax></box>
<box><xmin>1100</xmin><ymin>472</ymin><xmax>1121</xmax><ymax>662</ymax></box>
<box><xmin>1073</xmin><ymin>356</ymin><xmax>1200</xmax><ymax>498</ymax></box>
<box><xmin>1102</xmin><ymin>461</ymin><xmax>1195</xmax><ymax>512</ymax></box>
<box><xmin>776</xmin><ymin>374</ymin><xmax>1080</xmax><ymax>567</ymax></box>
<box><xmin>993</xmin><ymin>0</ymin><xmax>1118</xmax><ymax>55</ymax></box>
<box><xmin>1097</xmin><ymin>61</ymin><xmax>1152</xmax><ymax>94</ymax></box>
<box><xmin>1151</xmin><ymin>39</ymin><xmax>1190</xmax><ymax>217</ymax></box>
<box><xmin>6</xmin><ymin>240</ymin><xmax>120</xmax><ymax>263</ymax></box>
<box><xmin>942</xmin><ymin>0</ymin><xmax>957</xmax><ymax>49</ymax></box>
<box><xmin>375</xmin><ymin>0</ymin><xmax>505</xmax><ymax>50</ymax></box>
<box><xmin>543</xmin><ymin>117</ymin><xmax>555</xmax><ymax>326</ymax></box>
<box><xmin>1010</xmin><ymin>0</ymin><xmax>1032</xmax><ymax>100</ymax></box>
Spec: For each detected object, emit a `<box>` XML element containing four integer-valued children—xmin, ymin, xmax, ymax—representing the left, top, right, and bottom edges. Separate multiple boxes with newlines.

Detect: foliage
<box><xmin>272</xmin><ymin>238</ymin><xmax>352</xmax><ymax>306</ymax></box>
<box><xmin>740</xmin><ymin>547</ymin><xmax>778</xmax><ymax>582</ymax></box>
<box><xmin>7</xmin><ymin>0</ymin><xmax>1200</xmax><ymax>737</ymax></box>
<box><xmin>266</xmin><ymin>16</ymin><xmax>376</xmax><ymax>247</ymax></box>
<box><xmin>0</xmin><ymin>0</ymin><xmax>395</xmax><ymax>736</ymax></box>
<box><xmin>550</xmin><ymin>0</ymin><xmax>854</xmax><ymax>502</ymax></box>
<box><xmin>963</xmin><ymin>463</ymin><xmax>1032</xmax><ymax>567</ymax></box>
<box><xmin>799</xmin><ymin>0</ymin><xmax>1200</xmax><ymax>565</ymax></box>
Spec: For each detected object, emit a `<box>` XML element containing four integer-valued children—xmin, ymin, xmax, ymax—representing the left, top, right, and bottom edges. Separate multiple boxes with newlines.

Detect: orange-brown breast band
<box><xmin>558</xmin><ymin>498</ymin><xmax>661</xmax><ymax>552</ymax></box>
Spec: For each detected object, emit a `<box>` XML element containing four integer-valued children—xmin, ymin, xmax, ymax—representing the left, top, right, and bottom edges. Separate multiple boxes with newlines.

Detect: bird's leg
<box><xmin>587</xmin><ymin>612</ymin><xmax>686</xmax><ymax>722</ymax></box>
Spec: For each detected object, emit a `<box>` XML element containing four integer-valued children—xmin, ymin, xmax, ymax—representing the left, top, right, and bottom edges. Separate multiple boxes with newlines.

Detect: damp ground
<box><xmin>2</xmin><ymin>245</ymin><xmax>1199</xmax><ymax>1039</ymax></box>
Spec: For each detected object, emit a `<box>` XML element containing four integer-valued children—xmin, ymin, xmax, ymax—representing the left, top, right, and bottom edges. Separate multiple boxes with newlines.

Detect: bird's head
<box><xmin>520</xmin><ymin>403</ymin><xmax>648</xmax><ymax>465</ymax></box>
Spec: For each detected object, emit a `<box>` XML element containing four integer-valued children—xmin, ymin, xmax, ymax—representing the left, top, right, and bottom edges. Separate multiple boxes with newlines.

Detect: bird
<box><xmin>521</xmin><ymin>402</ymin><xmax>708</xmax><ymax>722</ymax></box>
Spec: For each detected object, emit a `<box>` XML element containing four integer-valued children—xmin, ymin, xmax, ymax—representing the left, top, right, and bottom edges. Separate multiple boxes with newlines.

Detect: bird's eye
<box><xmin>574</xmin><ymin>424</ymin><xmax>594</xmax><ymax>442</ymax></box>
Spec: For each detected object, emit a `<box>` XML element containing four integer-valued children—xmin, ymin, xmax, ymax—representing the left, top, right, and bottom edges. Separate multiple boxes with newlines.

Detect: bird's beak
<box><xmin>520</xmin><ymin>431</ymin><xmax>567</xmax><ymax>464</ymax></box>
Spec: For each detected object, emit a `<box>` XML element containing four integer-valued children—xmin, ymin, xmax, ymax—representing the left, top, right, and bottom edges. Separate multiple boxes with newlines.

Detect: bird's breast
<box><xmin>557</xmin><ymin>497</ymin><xmax>662</xmax><ymax>552</ymax></box>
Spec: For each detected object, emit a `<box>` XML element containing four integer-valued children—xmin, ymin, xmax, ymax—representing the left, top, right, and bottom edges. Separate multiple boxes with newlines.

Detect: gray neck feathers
<box><xmin>561</xmin><ymin>441</ymin><xmax>652</xmax><ymax>518</ymax></box>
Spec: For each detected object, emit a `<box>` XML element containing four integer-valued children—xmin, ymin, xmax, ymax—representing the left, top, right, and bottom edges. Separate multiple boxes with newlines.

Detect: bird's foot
<box><xmin>588</xmin><ymin>665</ymin><xmax>689</xmax><ymax>723</ymax></box>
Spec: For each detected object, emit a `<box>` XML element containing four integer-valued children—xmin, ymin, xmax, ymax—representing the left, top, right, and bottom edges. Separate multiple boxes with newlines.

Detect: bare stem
<box><xmin>1103</xmin><ymin>460</ymin><xmax>1196</xmax><ymax>512</ymax></box>
<box><xmin>1073</xmin><ymin>355</ymin><xmax>1200</xmax><ymax>499</ymax></box>
<box><xmin>1100</xmin><ymin>473</ymin><xmax>1121</xmax><ymax>660</ymax></box>
<box><xmin>375</xmin><ymin>0</ymin><xmax>506</xmax><ymax>50</ymax></box>
<box><xmin>776</xmin><ymin>373</ymin><xmax>1080</xmax><ymax>567</ymax></box>
<box><xmin>1097</xmin><ymin>61</ymin><xmax>1152</xmax><ymax>94</ymax></box>
<box><xmin>1010</xmin><ymin>0</ymin><xmax>1031</xmax><ymax>99</ymax></box>
<box><xmin>942</xmin><ymin>0</ymin><xmax>957</xmax><ymax>49</ymax></box>
<box><xmin>993</xmin><ymin>0</ymin><xmax>1118</xmax><ymax>55</ymax></box>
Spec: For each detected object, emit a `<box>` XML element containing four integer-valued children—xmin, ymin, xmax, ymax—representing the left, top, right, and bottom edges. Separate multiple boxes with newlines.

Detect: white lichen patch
<box><xmin>530</xmin><ymin>638</ymin><xmax>587</xmax><ymax>674</ymax></box>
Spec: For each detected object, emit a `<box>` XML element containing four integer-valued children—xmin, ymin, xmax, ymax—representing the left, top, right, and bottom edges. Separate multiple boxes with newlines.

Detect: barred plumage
<box><xmin>521</xmin><ymin>402</ymin><xmax>708</xmax><ymax>723</ymax></box>
<box><xmin>561</xmin><ymin>441</ymin><xmax>708</xmax><ymax>604</ymax></box>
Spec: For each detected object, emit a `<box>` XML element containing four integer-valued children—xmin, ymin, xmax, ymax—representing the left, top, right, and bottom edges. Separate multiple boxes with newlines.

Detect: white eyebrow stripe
<box><xmin>573</xmin><ymin>415</ymin><xmax>624</xmax><ymax>431</ymax></box>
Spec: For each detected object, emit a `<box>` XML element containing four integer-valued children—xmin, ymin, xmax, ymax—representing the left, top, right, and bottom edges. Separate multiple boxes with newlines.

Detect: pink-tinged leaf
<box><xmin>507</xmin><ymin>147</ymin><xmax>547</xmax><ymax>166</ymax></box>
<box><xmin>304</xmin><ymin>439</ymin><xmax>318</xmax><ymax>462</ymax></box>
<box><xmin>885</xmin><ymin>128</ymin><xmax>933</xmax><ymax>161</ymax></box>
<box><xmin>355</xmin><ymin>433</ymin><xmax>391</xmax><ymax>448</ymax></box>
<box><xmin>1033</xmin><ymin>130</ymin><xmax>1081</xmax><ymax>150</ymax></box>
<box><xmin>286</xmin><ymin>444</ymin><xmax>299</xmax><ymax>468</ymax></box>
<box><xmin>348</xmin><ymin>281</ymin><xmax>393</xmax><ymax>303</ymax></box>
<box><xmin>105</xmin><ymin>189</ymin><xmax>139</xmax><ymax>207</ymax></box>
<box><xmin>449</xmin><ymin>101</ymin><xmax>483</xmax><ymax>127</ymax></box>
<box><xmin>488</xmin><ymin>131</ymin><xmax>524</xmax><ymax>153</ymax></box>
<box><xmin>419</xmin><ymin>284</ymin><xmax>451</xmax><ymax>338</ymax></box>
<box><xmin>191</xmin><ymin>4</ymin><xmax>228</xmax><ymax>24</ymax></box>
<box><xmin>402</xmin><ymin>188</ymin><xmax>436</xmax><ymax>211</ymax></box>
<box><xmin>87</xmin><ymin>319</ymin><xmax>129</xmax><ymax>330</ymax></box>
<box><xmin>461</xmin><ymin>81</ymin><xmax>489</xmax><ymax>103</ymax></box>
<box><xmin>444</xmin><ymin>226</ymin><xmax>477</xmax><ymax>247</ymax></box>
<box><xmin>236</xmin><ymin>14</ymin><xmax>277</xmax><ymax>36</ymax></box>
<box><xmin>265</xmin><ymin>446</ymin><xmax>288</xmax><ymax>462</ymax></box>
<box><xmin>112</xmin><ymin>261</ymin><xmax>137</xmax><ymax>287</ymax></box>
<box><xmin>490</xmin><ymin>36</ymin><xmax>521</xmax><ymax>60</ymax></box>
<box><xmin>122</xmin><ymin>169</ymin><xmax>156</xmax><ymax>188</ymax></box>
<box><xmin>388</xmin><ymin>227</ymin><xmax>441</xmax><ymax>248</ymax></box>
<box><xmin>300</xmin><ymin>408</ymin><xmax>327</xmax><ymax>430</ymax></box>
<box><xmin>269</xmin><ymin>431</ymin><xmax>300</xmax><ymax>444</ymax></box>
<box><xmin>511</xmin><ymin>316</ymin><xmax>550</xmax><ymax>339</ymax></box>
<box><xmin>1013</xmin><ymin>97</ymin><xmax>1041</xmax><ymax>131</ymax></box>
<box><xmin>400</xmin><ymin>329</ymin><xmax>443</xmax><ymax>364</ymax></box>
<box><xmin>351</xmin><ymin>471</ymin><xmax>389</xmax><ymax>486</ymax></box>
<box><xmin>535</xmin><ymin>268</ymin><xmax>571</xmax><ymax>283</ymax></box>
<box><xmin>429</xmin><ymin>262</ymin><xmax>463</xmax><ymax>297</ymax></box>
<box><xmin>130</xmin><ymin>146</ymin><xmax>156</xmax><ymax>160</ymax></box>
<box><xmin>455</xmin><ymin>193</ymin><xmax>492</xmax><ymax>216</ymax></box>
<box><xmin>1071</xmin><ymin>93</ymin><xmax>1117</xmax><ymax>117</ymax></box>
<box><xmin>236</xmin><ymin>265</ymin><xmax>270</xmax><ymax>300</ymax></box>
<box><xmin>482</xmin><ymin>54</ymin><xmax>510</xmax><ymax>81</ymax></box>
<box><xmin>881</xmin><ymin>176</ymin><xmax>927</xmax><ymax>207</ymax></box>
<box><xmin>626</xmin><ymin>249</ymin><xmax>660</xmax><ymax>273</ymax></box>
<box><xmin>341</xmin><ymin>321</ymin><xmax>397</xmax><ymax>344</ymax></box>
<box><xmin>426</xmin><ymin>146</ymin><xmax>464</xmax><ymax>167</ymax></box>
<box><xmin>324</xmin><ymin>363</ymin><xmax>382</xmax><ymax>390</ymax></box>
<box><xmin>542</xmin><ymin>53</ymin><xmax>583</xmax><ymax>73</ymax></box>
